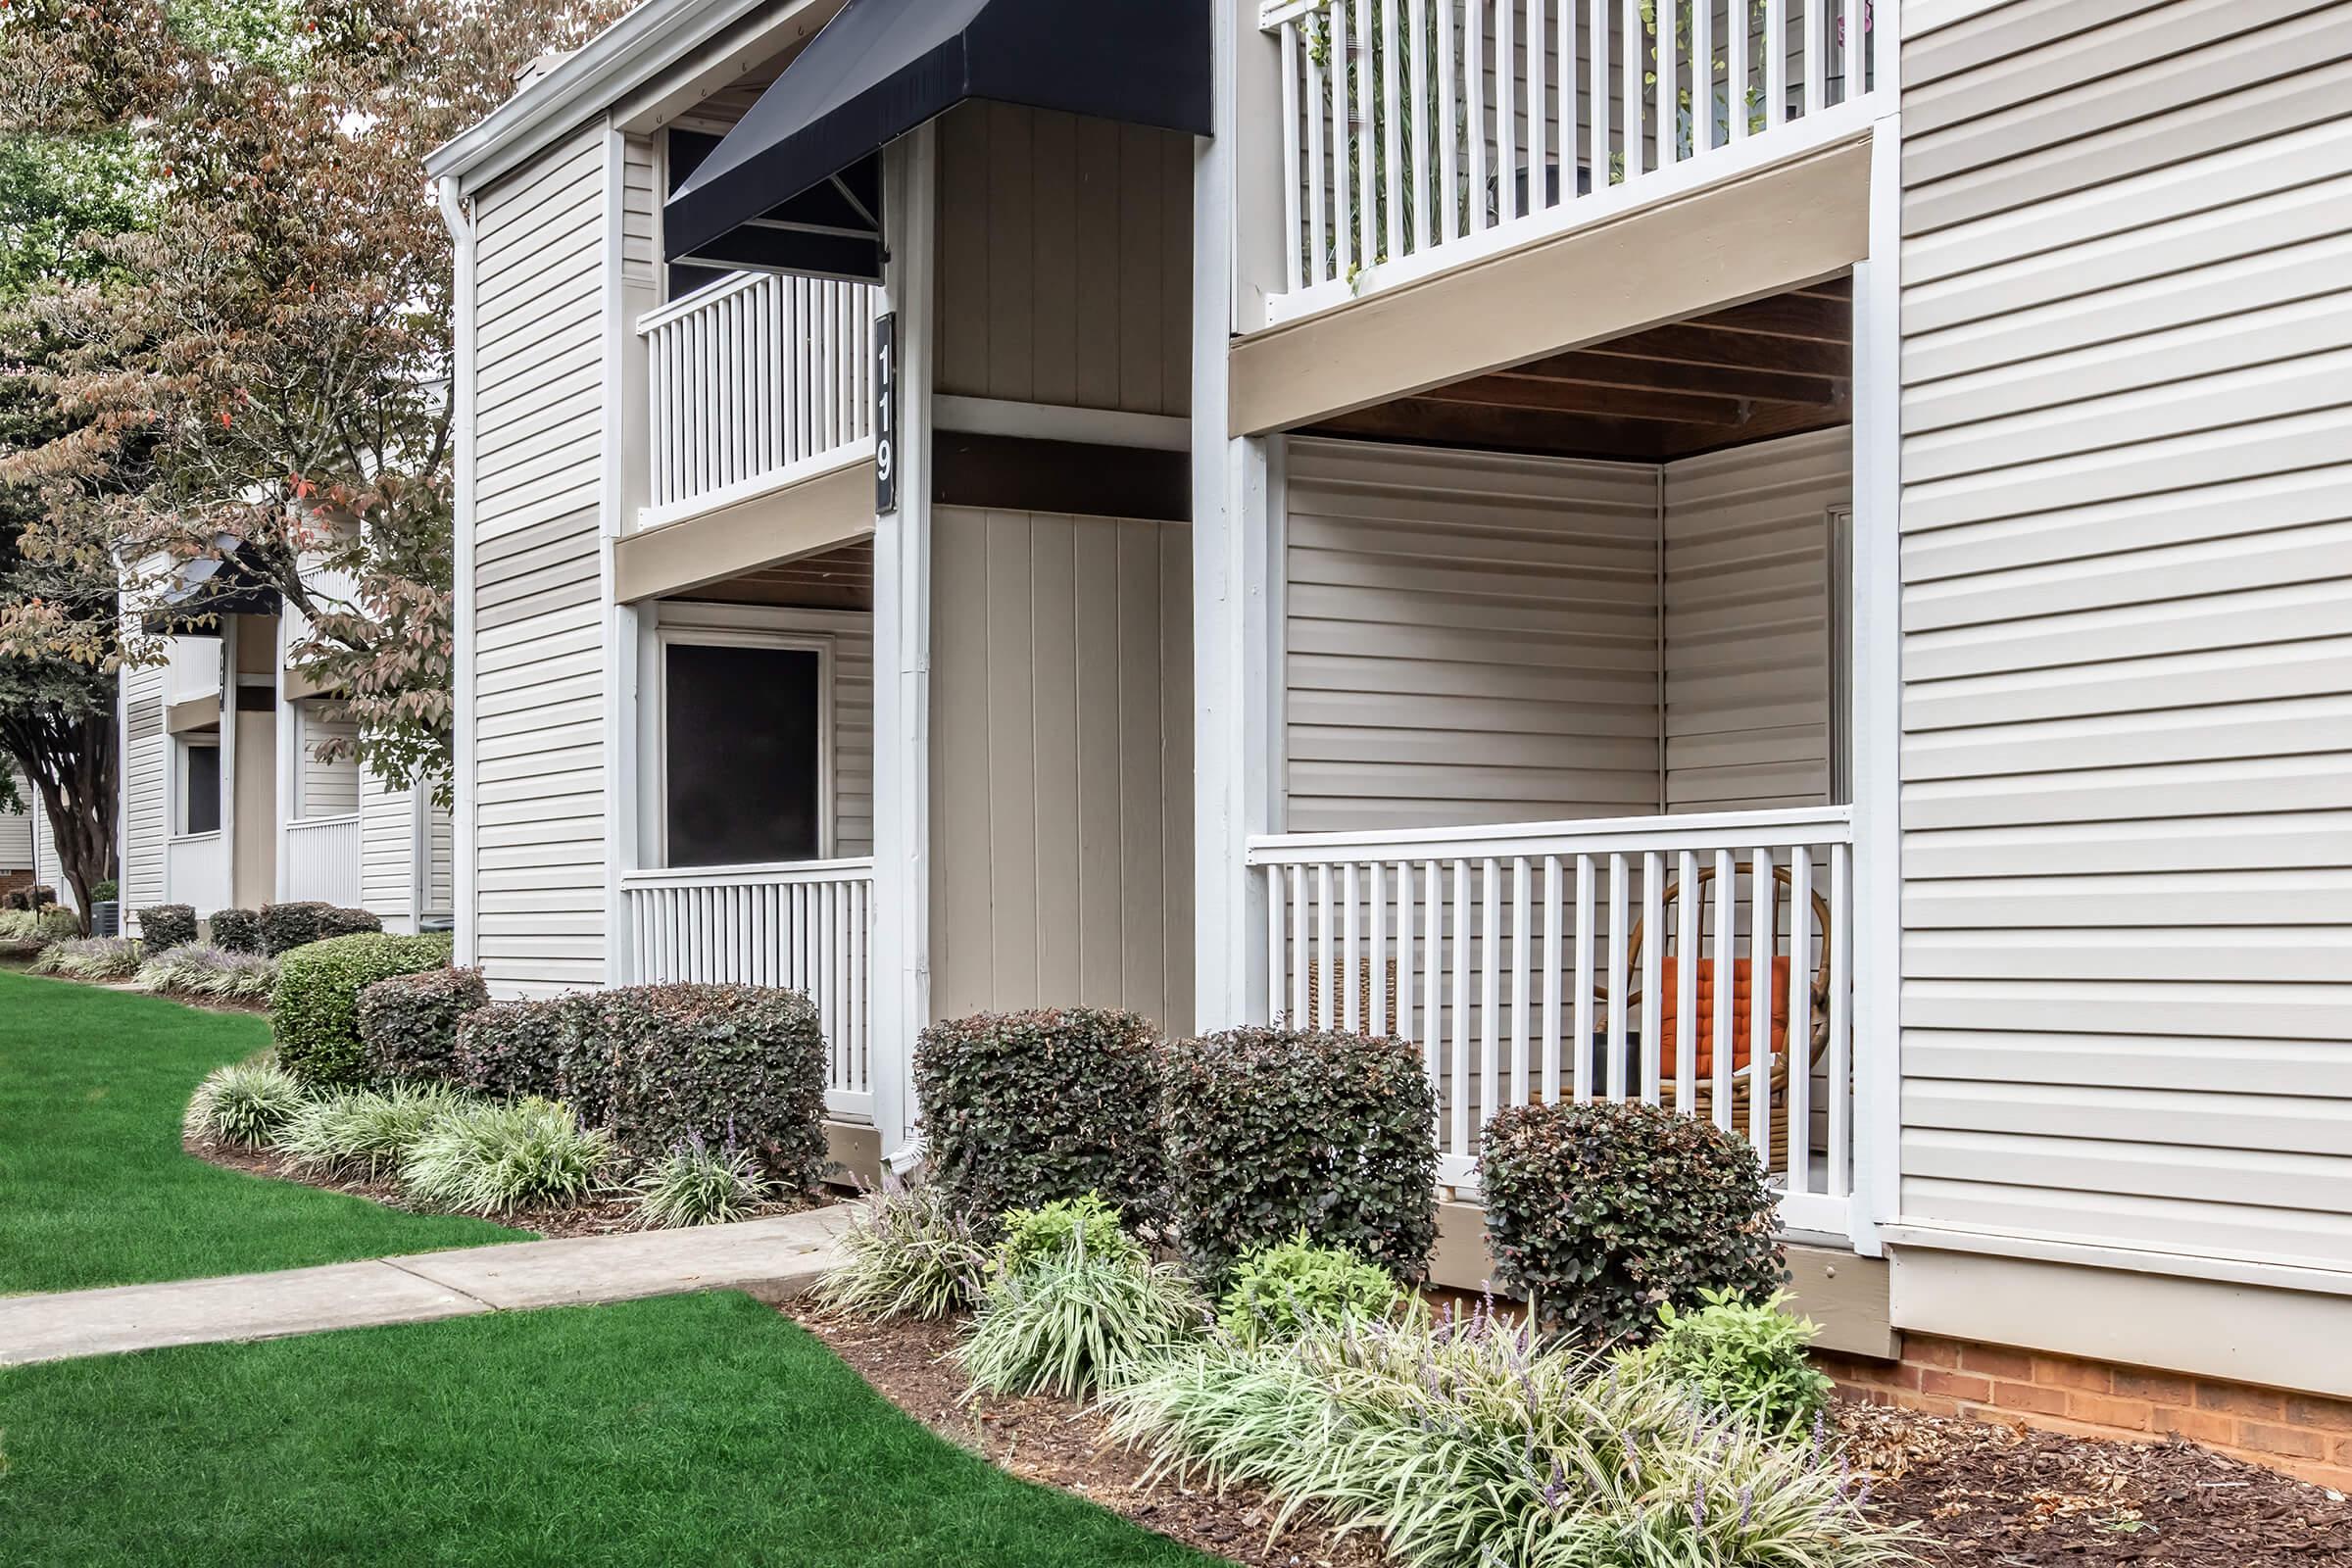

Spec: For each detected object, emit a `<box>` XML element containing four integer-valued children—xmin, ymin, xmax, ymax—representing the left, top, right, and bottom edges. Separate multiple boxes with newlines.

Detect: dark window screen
<box><xmin>185</xmin><ymin>745</ymin><xmax>221</xmax><ymax>835</ymax></box>
<box><xmin>665</xmin><ymin>642</ymin><xmax>822</xmax><ymax>867</ymax></box>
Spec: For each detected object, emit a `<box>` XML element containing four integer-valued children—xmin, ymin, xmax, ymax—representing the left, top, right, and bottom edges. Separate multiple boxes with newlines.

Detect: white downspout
<box><xmin>435</xmin><ymin>176</ymin><xmax>481</xmax><ymax>968</ymax></box>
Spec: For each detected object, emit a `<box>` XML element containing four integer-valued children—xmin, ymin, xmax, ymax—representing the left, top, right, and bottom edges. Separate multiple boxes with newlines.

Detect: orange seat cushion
<box><xmin>1657</xmin><ymin>956</ymin><xmax>1789</xmax><ymax>1078</ymax></box>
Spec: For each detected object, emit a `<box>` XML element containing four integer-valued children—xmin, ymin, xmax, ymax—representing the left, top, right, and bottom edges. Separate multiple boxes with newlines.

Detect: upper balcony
<box><xmin>1256</xmin><ymin>0</ymin><xmax>1884</xmax><ymax>324</ymax></box>
<box><xmin>637</xmin><ymin>270</ymin><xmax>877</xmax><ymax>534</ymax></box>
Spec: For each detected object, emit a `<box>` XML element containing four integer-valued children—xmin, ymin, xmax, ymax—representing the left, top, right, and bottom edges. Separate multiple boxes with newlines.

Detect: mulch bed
<box><xmin>1844</xmin><ymin>1402</ymin><xmax>2352</xmax><ymax>1565</ymax></box>
<box><xmin>790</xmin><ymin>1307</ymin><xmax>1387</xmax><ymax>1567</ymax></box>
<box><xmin>187</xmin><ymin>1136</ymin><xmax>818</xmax><ymax>1240</ymax></box>
<box><xmin>792</xmin><ymin>1307</ymin><xmax>2350</xmax><ymax>1568</ymax></box>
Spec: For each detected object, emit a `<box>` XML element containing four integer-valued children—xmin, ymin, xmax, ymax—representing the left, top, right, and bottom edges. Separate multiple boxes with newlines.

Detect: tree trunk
<box><xmin>1</xmin><ymin>708</ymin><xmax>118</xmax><ymax>938</ymax></box>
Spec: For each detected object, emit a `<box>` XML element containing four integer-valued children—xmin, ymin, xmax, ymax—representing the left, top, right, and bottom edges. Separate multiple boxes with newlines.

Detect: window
<box><xmin>662</xmin><ymin>639</ymin><xmax>827</xmax><ymax>867</ymax></box>
<box><xmin>180</xmin><ymin>741</ymin><xmax>221</xmax><ymax>836</ymax></box>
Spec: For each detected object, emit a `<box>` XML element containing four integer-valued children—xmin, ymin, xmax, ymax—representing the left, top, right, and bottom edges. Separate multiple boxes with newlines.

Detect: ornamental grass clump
<box><xmin>399</xmin><ymin>1097</ymin><xmax>613</xmax><ymax>1216</ymax></box>
<box><xmin>135</xmin><ymin>944</ymin><xmax>279</xmax><ymax>1002</ymax></box>
<box><xmin>1160</xmin><ymin>1026</ymin><xmax>1438</xmax><ymax>1289</ymax></box>
<box><xmin>1105</xmin><ymin>1303</ymin><xmax>1912</xmax><ymax>1568</ymax></box>
<box><xmin>810</xmin><ymin>1173</ymin><xmax>990</xmax><ymax>1321</ymax></box>
<box><xmin>184</xmin><ymin>1059</ymin><xmax>309</xmax><ymax>1148</ymax></box>
<box><xmin>30</xmin><ymin>936</ymin><xmax>143</xmax><ymax>979</ymax></box>
<box><xmin>1478</xmin><ymin>1099</ymin><xmax>1784</xmax><ymax>1346</ymax></box>
<box><xmin>914</xmin><ymin>1007</ymin><xmax>1168</xmax><ymax>1235</ymax></box>
<box><xmin>958</xmin><ymin>1235</ymin><xmax>1201</xmax><ymax>1399</ymax></box>
<box><xmin>1216</xmin><ymin>1231</ymin><xmax>1401</xmax><ymax>1347</ymax></box>
<box><xmin>276</xmin><ymin>1082</ymin><xmax>468</xmax><ymax>1179</ymax></box>
<box><xmin>628</xmin><ymin>1134</ymin><xmax>774</xmax><ymax>1228</ymax></box>
<box><xmin>1625</xmin><ymin>1289</ymin><xmax>1835</xmax><ymax>1439</ymax></box>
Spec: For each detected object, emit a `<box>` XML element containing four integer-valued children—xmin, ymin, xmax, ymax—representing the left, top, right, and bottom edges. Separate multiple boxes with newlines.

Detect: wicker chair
<box><xmin>1596</xmin><ymin>862</ymin><xmax>1833</xmax><ymax>1169</ymax></box>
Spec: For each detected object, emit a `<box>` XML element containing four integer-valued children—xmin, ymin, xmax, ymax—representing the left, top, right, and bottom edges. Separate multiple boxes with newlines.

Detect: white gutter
<box><xmin>434</xmin><ymin>176</ymin><xmax>480</xmax><ymax>968</ymax></box>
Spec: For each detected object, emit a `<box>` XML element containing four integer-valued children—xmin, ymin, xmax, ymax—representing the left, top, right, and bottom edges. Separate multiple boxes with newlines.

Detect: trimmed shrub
<box><xmin>359</xmin><ymin>965</ymin><xmax>489</xmax><ymax>1086</ymax></box>
<box><xmin>1478</xmin><ymin>1099</ymin><xmax>1783</xmax><ymax>1347</ymax></box>
<box><xmin>1630</xmin><ymin>1288</ymin><xmax>1834</xmax><ymax>1437</ymax></box>
<box><xmin>276</xmin><ymin>1082</ymin><xmax>466</xmax><ymax>1177</ymax></box>
<box><xmin>958</xmin><ymin>1248</ymin><xmax>1201</xmax><ymax>1398</ymax></box>
<box><xmin>89</xmin><ymin>878</ymin><xmax>118</xmax><ymax>902</ymax></box>
<box><xmin>1161</xmin><ymin>1027</ymin><xmax>1438</xmax><ymax>1289</ymax></box>
<box><xmin>30</xmin><ymin>936</ymin><xmax>143</xmax><ymax>979</ymax></box>
<box><xmin>208</xmin><ymin>907</ymin><xmax>265</xmax><ymax>954</ymax></box>
<box><xmin>20</xmin><ymin>884</ymin><xmax>58</xmax><ymax>910</ymax></box>
<box><xmin>582</xmin><ymin>983</ymin><xmax>828</xmax><ymax>1187</ymax></box>
<box><xmin>260</xmin><ymin>901</ymin><xmax>382</xmax><ymax>956</ymax></box>
<box><xmin>135</xmin><ymin>944</ymin><xmax>278</xmax><ymax>1002</ymax></box>
<box><xmin>399</xmin><ymin>1097</ymin><xmax>613</xmax><ymax>1215</ymax></box>
<box><xmin>184</xmin><ymin>1059</ymin><xmax>308</xmax><ymax>1147</ymax></box>
<box><xmin>914</xmin><ymin>1007</ymin><xmax>1167</xmax><ymax>1235</ymax></box>
<box><xmin>138</xmin><ymin>904</ymin><xmax>199</xmax><ymax>952</ymax></box>
<box><xmin>36</xmin><ymin>906</ymin><xmax>77</xmax><ymax>943</ymax></box>
<box><xmin>1216</xmin><ymin>1232</ymin><xmax>1401</xmax><ymax>1347</ymax></box>
<box><xmin>812</xmin><ymin>1175</ymin><xmax>990</xmax><ymax>1321</ymax></box>
<box><xmin>627</xmin><ymin>1134</ymin><xmax>774</xmax><ymax>1228</ymax></box>
<box><xmin>270</xmin><ymin>932</ymin><xmax>454</xmax><ymax>1087</ymax></box>
<box><xmin>454</xmin><ymin>995</ymin><xmax>588</xmax><ymax>1102</ymax></box>
<box><xmin>994</xmin><ymin>1192</ymin><xmax>1147</xmax><ymax>1277</ymax></box>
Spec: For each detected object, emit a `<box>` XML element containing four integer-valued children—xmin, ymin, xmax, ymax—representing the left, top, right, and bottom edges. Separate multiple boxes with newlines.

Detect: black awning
<box><xmin>664</xmin><ymin>0</ymin><xmax>1210</xmax><ymax>279</ymax></box>
<box><xmin>140</xmin><ymin>537</ymin><xmax>280</xmax><ymax>637</ymax></box>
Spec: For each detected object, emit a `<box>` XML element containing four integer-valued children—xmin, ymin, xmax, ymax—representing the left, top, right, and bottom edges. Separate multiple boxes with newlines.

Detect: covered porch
<box><xmin>1244</xmin><ymin>276</ymin><xmax>1877</xmax><ymax>1247</ymax></box>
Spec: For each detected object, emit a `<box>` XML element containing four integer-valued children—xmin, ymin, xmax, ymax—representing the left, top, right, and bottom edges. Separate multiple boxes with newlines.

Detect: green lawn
<box><xmin>0</xmin><ymin>1291</ymin><xmax>1215</xmax><ymax>1567</ymax></box>
<box><xmin>0</xmin><ymin>969</ymin><xmax>517</xmax><ymax>1295</ymax></box>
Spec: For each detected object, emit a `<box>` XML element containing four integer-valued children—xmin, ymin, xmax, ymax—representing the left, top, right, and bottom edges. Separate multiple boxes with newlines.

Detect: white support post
<box><xmin>869</xmin><ymin>124</ymin><xmax>938</xmax><ymax>1162</ymax></box>
<box><xmin>1196</xmin><ymin>0</ymin><xmax>1279</xmax><ymax>1036</ymax></box>
<box><xmin>1845</xmin><ymin>103</ymin><xmax>1903</xmax><ymax>1256</ymax></box>
<box><xmin>435</xmin><ymin>174</ymin><xmax>481</xmax><ymax>970</ymax></box>
<box><xmin>601</xmin><ymin>125</ymin><xmax>642</xmax><ymax>990</ymax></box>
<box><xmin>272</xmin><ymin>624</ymin><xmax>296</xmax><ymax>903</ymax></box>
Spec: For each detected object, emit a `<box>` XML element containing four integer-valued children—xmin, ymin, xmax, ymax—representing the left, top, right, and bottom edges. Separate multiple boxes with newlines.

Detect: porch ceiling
<box><xmin>678</xmin><ymin>538</ymin><xmax>874</xmax><ymax>612</ymax></box>
<box><xmin>1302</xmin><ymin>276</ymin><xmax>1852</xmax><ymax>464</ymax></box>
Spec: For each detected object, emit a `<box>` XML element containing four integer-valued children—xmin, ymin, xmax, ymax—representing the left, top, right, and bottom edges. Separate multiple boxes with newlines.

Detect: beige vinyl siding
<box><xmin>471</xmin><ymin>123</ymin><xmax>609</xmax><ymax>995</ymax></box>
<box><xmin>0</xmin><ymin>770</ymin><xmax>29</xmax><ymax>870</ymax></box>
<box><xmin>1283</xmin><ymin>439</ymin><xmax>1662</xmax><ymax>833</ymax></box>
<box><xmin>934</xmin><ymin>102</ymin><xmax>1192</xmax><ymax>416</ymax></box>
<box><xmin>1661</xmin><ymin>428</ymin><xmax>1843</xmax><ymax>813</ymax></box>
<box><xmin>29</xmin><ymin>789</ymin><xmax>62</xmax><ymax>898</ymax></box>
<box><xmin>358</xmin><ymin>766</ymin><xmax>413</xmax><ymax>922</ymax></box>
<box><xmin>929</xmin><ymin>508</ymin><xmax>1194</xmax><ymax>1036</ymax></box>
<box><xmin>295</xmin><ymin>710</ymin><xmax>361</xmax><ymax>818</ymax></box>
<box><xmin>1896</xmin><ymin>2</ymin><xmax>2352</xmax><ymax>1276</ymax></box>
<box><xmin>122</xmin><ymin>663</ymin><xmax>168</xmax><ymax>909</ymax></box>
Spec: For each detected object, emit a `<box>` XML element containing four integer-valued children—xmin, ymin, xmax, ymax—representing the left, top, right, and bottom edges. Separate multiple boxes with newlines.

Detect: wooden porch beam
<box><xmin>1497</xmin><ymin>348</ymin><xmax>1845</xmax><ymax>407</ymax></box>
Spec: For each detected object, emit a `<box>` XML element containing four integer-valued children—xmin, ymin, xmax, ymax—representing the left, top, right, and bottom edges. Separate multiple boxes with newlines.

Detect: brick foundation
<box><xmin>1819</xmin><ymin>1335</ymin><xmax>2352</xmax><ymax>1494</ymax></box>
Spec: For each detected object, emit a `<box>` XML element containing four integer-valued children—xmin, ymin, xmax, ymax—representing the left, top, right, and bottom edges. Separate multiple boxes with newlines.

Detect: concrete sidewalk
<box><xmin>0</xmin><ymin>1203</ymin><xmax>856</xmax><ymax>1366</ymax></box>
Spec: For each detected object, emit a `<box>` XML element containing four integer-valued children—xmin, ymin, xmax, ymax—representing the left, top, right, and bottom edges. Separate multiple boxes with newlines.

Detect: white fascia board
<box><xmin>425</xmin><ymin>0</ymin><xmax>808</xmax><ymax>191</ymax></box>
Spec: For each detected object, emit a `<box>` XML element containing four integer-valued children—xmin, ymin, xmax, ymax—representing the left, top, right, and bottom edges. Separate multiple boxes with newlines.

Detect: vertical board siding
<box><xmin>1661</xmin><ymin>428</ymin><xmax>1845</xmax><ymax>813</ymax></box>
<box><xmin>122</xmin><ymin>663</ymin><xmax>167</xmax><ymax>909</ymax></box>
<box><xmin>471</xmin><ymin>125</ymin><xmax>608</xmax><ymax>995</ymax></box>
<box><xmin>1282</xmin><ymin>438</ymin><xmax>1662</xmax><ymax>833</ymax></box>
<box><xmin>928</xmin><ymin>508</ymin><xmax>1195</xmax><ymax>1036</ymax></box>
<box><xmin>1898</xmin><ymin>3</ymin><xmax>2352</xmax><ymax>1270</ymax></box>
<box><xmin>934</xmin><ymin>102</ymin><xmax>1194</xmax><ymax>417</ymax></box>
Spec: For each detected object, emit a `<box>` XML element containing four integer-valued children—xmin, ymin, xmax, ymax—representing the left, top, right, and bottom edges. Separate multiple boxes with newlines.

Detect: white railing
<box><xmin>638</xmin><ymin>271</ymin><xmax>877</xmax><ymax>530</ymax></box>
<box><xmin>1261</xmin><ymin>0</ymin><xmax>1883</xmax><ymax>316</ymax></box>
<box><xmin>1248</xmin><ymin>806</ymin><xmax>1854</xmax><ymax>1239</ymax></box>
<box><xmin>619</xmin><ymin>858</ymin><xmax>876</xmax><ymax>1120</ymax></box>
<box><xmin>165</xmin><ymin>635</ymin><xmax>221</xmax><ymax>705</ymax></box>
<box><xmin>283</xmin><ymin>813</ymin><xmax>362</xmax><ymax>906</ymax></box>
<box><xmin>162</xmin><ymin>831</ymin><xmax>229</xmax><ymax>919</ymax></box>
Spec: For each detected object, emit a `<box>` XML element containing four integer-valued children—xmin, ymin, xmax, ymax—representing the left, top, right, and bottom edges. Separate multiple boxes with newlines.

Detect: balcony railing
<box><xmin>1260</xmin><ymin>0</ymin><xmax>1882</xmax><ymax>318</ymax></box>
<box><xmin>619</xmin><ymin>858</ymin><xmax>876</xmax><ymax>1120</ymax></box>
<box><xmin>163</xmin><ymin>831</ymin><xmax>229</xmax><ymax>920</ymax></box>
<box><xmin>1248</xmin><ymin>805</ymin><xmax>1855</xmax><ymax>1239</ymax></box>
<box><xmin>283</xmin><ymin>813</ymin><xmax>362</xmax><ymax>906</ymax></box>
<box><xmin>638</xmin><ymin>272</ymin><xmax>877</xmax><ymax>530</ymax></box>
